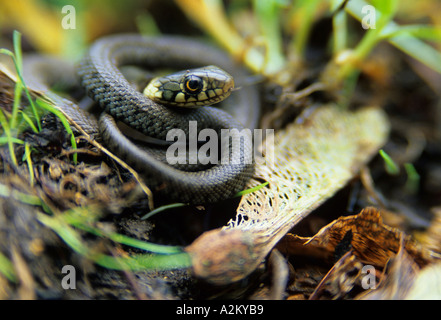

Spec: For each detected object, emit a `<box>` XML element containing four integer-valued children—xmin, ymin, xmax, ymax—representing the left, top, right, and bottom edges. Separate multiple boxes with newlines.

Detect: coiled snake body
<box><xmin>25</xmin><ymin>34</ymin><xmax>260</xmax><ymax>204</ymax></box>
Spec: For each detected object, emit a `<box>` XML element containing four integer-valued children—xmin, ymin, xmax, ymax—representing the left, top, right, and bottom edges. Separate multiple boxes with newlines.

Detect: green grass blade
<box><xmin>36</xmin><ymin>98</ymin><xmax>78</xmax><ymax>164</ymax></box>
<box><xmin>289</xmin><ymin>0</ymin><xmax>322</xmax><ymax>58</ymax></box>
<box><xmin>37</xmin><ymin>213</ymin><xmax>88</xmax><ymax>256</ymax></box>
<box><xmin>404</xmin><ymin>163</ymin><xmax>420</xmax><ymax>194</ymax></box>
<box><xmin>0</xmin><ymin>36</ymin><xmax>42</xmax><ymax>131</ymax></box>
<box><xmin>379</xmin><ymin>149</ymin><xmax>399</xmax><ymax>175</ymax></box>
<box><xmin>93</xmin><ymin>251</ymin><xmax>192</xmax><ymax>271</ymax></box>
<box><xmin>13</xmin><ymin>31</ymin><xmax>41</xmax><ymax>130</ymax></box>
<box><xmin>0</xmin><ymin>137</ymin><xmax>24</xmax><ymax>144</ymax></box>
<box><xmin>104</xmin><ymin>231</ymin><xmax>184</xmax><ymax>254</ymax></box>
<box><xmin>10</xmin><ymin>80</ymin><xmax>23</xmax><ymax>129</ymax></box>
<box><xmin>12</xmin><ymin>31</ymin><xmax>23</xmax><ymax>72</ymax></box>
<box><xmin>24</xmin><ymin>143</ymin><xmax>35</xmax><ymax>186</ymax></box>
<box><xmin>371</xmin><ymin>0</ymin><xmax>398</xmax><ymax>18</ymax></box>
<box><xmin>38</xmin><ymin>211</ymin><xmax>191</xmax><ymax>271</ymax></box>
<box><xmin>52</xmin><ymin>206</ymin><xmax>185</xmax><ymax>254</ymax></box>
<box><xmin>18</xmin><ymin>110</ymin><xmax>39</xmax><ymax>133</ymax></box>
<box><xmin>0</xmin><ymin>252</ymin><xmax>17</xmax><ymax>283</ymax></box>
<box><xmin>0</xmin><ymin>48</ymin><xmax>14</xmax><ymax>59</ymax></box>
<box><xmin>141</xmin><ymin>203</ymin><xmax>187</xmax><ymax>220</ymax></box>
<box><xmin>345</xmin><ymin>0</ymin><xmax>441</xmax><ymax>74</ymax></box>
<box><xmin>0</xmin><ymin>108</ymin><xmax>18</xmax><ymax>166</ymax></box>
<box><xmin>332</xmin><ymin>9</ymin><xmax>348</xmax><ymax>55</ymax></box>
<box><xmin>235</xmin><ymin>181</ymin><xmax>269</xmax><ymax>197</ymax></box>
<box><xmin>381</xmin><ymin>25</ymin><xmax>441</xmax><ymax>41</ymax></box>
<box><xmin>129</xmin><ymin>252</ymin><xmax>192</xmax><ymax>270</ymax></box>
<box><xmin>69</xmin><ymin>220</ymin><xmax>184</xmax><ymax>254</ymax></box>
<box><xmin>253</xmin><ymin>0</ymin><xmax>287</xmax><ymax>74</ymax></box>
<box><xmin>389</xmin><ymin>34</ymin><xmax>441</xmax><ymax>74</ymax></box>
<box><xmin>0</xmin><ymin>183</ymin><xmax>44</xmax><ymax>206</ymax></box>
<box><xmin>141</xmin><ymin>182</ymin><xmax>270</xmax><ymax>220</ymax></box>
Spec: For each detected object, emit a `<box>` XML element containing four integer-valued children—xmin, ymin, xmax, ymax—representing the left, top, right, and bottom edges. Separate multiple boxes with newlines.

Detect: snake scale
<box><xmin>25</xmin><ymin>34</ymin><xmax>261</xmax><ymax>205</ymax></box>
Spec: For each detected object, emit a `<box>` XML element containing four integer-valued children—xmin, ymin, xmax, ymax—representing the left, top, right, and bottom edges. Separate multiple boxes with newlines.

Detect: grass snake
<box><xmin>24</xmin><ymin>34</ymin><xmax>260</xmax><ymax>205</ymax></box>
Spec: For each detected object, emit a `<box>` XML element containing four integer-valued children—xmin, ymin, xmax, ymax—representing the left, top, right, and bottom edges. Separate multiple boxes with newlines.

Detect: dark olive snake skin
<box><xmin>28</xmin><ymin>34</ymin><xmax>260</xmax><ymax>204</ymax></box>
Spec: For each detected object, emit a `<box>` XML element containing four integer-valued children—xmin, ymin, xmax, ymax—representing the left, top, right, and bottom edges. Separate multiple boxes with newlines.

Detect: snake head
<box><xmin>143</xmin><ymin>65</ymin><xmax>234</xmax><ymax>108</ymax></box>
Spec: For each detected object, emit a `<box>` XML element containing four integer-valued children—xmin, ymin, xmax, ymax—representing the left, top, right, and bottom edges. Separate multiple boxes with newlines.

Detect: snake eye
<box><xmin>184</xmin><ymin>75</ymin><xmax>203</xmax><ymax>95</ymax></box>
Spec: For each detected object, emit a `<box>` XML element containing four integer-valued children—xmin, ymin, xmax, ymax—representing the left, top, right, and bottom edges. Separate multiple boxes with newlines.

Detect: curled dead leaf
<box><xmin>306</xmin><ymin>207</ymin><xmax>437</xmax><ymax>268</ymax></box>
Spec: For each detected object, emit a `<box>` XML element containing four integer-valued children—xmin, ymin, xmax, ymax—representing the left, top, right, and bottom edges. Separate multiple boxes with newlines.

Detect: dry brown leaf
<box><xmin>307</xmin><ymin>207</ymin><xmax>437</xmax><ymax>267</ymax></box>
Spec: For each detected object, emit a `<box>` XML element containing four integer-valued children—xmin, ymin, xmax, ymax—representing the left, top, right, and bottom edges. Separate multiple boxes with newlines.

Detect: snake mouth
<box><xmin>223</xmin><ymin>77</ymin><xmax>234</xmax><ymax>95</ymax></box>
